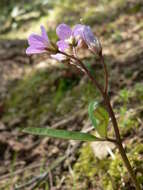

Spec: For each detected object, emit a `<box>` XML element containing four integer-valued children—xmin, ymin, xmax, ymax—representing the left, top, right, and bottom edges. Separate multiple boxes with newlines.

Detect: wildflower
<box><xmin>56</xmin><ymin>23</ymin><xmax>84</xmax><ymax>52</ymax></box>
<box><xmin>26</xmin><ymin>25</ymin><xmax>57</xmax><ymax>55</ymax></box>
<box><xmin>56</xmin><ymin>23</ymin><xmax>102</xmax><ymax>55</ymax></box>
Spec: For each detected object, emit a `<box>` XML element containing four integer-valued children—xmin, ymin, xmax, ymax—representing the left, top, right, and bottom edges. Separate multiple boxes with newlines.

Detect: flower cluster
<box><xmin>26</xmin><ymin>23</ymin><xmax>102</xmax><ymax>61</ymax></box>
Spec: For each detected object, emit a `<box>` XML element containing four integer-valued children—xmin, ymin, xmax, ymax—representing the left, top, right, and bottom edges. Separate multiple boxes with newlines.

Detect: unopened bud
<box><xmin>51</xmin><ymin>53</ymin><xmax>69</xmax><ymax>63</ymax></box>
<box><xmin>82</xmin><ymin>26</ymin><xmax>102</xmax><ymax>55</ymax></box>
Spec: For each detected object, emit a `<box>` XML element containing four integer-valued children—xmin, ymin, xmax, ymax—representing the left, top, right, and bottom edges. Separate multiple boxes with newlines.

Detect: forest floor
<box><xmin>0</xmin><ymin>0</ymin><xmax>143</xmax><ymax>190</ymax></box>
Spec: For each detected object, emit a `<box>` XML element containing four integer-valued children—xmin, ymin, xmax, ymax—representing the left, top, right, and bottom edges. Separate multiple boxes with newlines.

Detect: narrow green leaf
<box><xmin>23</xmin><ymin>127</ymin><xmax>98</xmax><ymax>142</ymax></box>
<box><xmin>88</xmin><ymin>101</ymin><xmax>109</xmax><ymax>137</ymax></box>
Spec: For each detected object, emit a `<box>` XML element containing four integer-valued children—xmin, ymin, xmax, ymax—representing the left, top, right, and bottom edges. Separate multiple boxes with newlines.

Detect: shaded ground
<box><xmin>0</xmin><ymin>0</ymin><xmax>143</xmax><ymax>189</ymax></box>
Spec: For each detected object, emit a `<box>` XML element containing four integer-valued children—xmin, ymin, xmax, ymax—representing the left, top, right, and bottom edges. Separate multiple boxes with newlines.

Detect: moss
<box><xmin>72</xmin><ymin>143</ymin><xmax>110</xmax><ymax>189</ymax></box>
<box><xmin>113</xmin><ymin>84</ymin><xmax>143</xmax><ymax>137</ymax></box>
<box><xmin>127</xmin><ymin>3</ymin><xmax>143</xmax><ymax>14</ymax></box>
<box><xmin>104</xmin><ymin>144</ymin><xmax>143</xmax><ymax>189</ymax></box>
<box><xmin>119</xmin><ymin>89</ymin><xmax>133</xmax><ymax>103</ymax></box>
<box><xmin>70</xmin><ymin>142</ymin><xmax>143</xmax><ymax>190</ymax></box>
<box><xmin>117</xmin><ymin>106</ymin><xmax>139</xmax><ymax>138</ymax></box>
<box><xmin>135</xmin><ymin>83</ymin><xmax>143</xmax><ymax>103</ymax></box>
<box><xmin>117</xmin><ymin>83</ymin><xmax>143</xmax><ymax>107</ymax></box>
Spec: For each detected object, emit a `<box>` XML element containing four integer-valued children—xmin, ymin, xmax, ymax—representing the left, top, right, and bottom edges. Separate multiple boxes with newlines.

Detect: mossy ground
<box><xmin>70</xmin><ymin>143</ymin><xmax>143</xmax><ymax>190</ymax></box>
<box><xmin>2</xmin><ymin>65</ymin><xmax>143</xmax><ymax>189</ymax></box>
<box><xmin>65</xmin><ymin>83</ymin><xmax>143</xmax><ymax>190</ymax></box>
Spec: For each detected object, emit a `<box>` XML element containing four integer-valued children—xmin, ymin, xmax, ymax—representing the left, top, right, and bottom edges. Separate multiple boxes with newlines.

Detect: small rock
<box><xmin>91</xmin><ymin>141</ymin><xmax>115</xmax><ymax>159</ymax></box>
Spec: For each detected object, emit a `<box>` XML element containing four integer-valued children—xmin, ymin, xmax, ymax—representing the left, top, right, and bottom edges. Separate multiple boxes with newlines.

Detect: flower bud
<box><xmin>51</xmin><ymin>53</ymin><xmax>69</xmax><ymax>63</ymax></box>
<box><xmin>82</xmin><ymin>26</ymin><xmax>102</xmax><ymax>55</ymax></box>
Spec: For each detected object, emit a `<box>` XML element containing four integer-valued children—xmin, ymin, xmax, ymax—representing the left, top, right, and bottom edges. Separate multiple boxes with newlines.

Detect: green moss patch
<box><xmin>69</xmin><ymin>142</ymin><xmax>143</xmax><ymax>190</ymax></box>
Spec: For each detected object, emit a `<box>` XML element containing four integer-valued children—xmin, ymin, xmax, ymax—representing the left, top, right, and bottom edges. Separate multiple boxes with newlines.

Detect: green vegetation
<box><xmin>0</xmin><ymin>0</ymin><xmax>142</xmax><ymax>39</ymax></box>
<box><xmin>3</xmin><ymin>66</ymin><xmax>143</xmax><ymax>189</ymax></box>
<box><xmin>3</xmin><ymin>67</ymin><xmax>99</xmax><ymax>128</ymax></box>
<box><xmin>63</xmin><ymin>83</ymin><xmax>143</xmax><ymax>189</ymax></box>
<box><xmin>71</xmin><ymin>142</ymin><xmax>143</xmax><ymax>190</ymax></box>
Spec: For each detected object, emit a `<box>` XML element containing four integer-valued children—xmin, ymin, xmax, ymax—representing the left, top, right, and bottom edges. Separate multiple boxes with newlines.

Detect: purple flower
<box><xmin>26</xmin><ymin>25</ymin><xmax>50</xmax><ymax>55</ymax></box>
<box><xmin>56</xmin><ymin>23</ymin><xmax>102</xmax><ymax>55</ymax></box>
<box><xmin>56</xmin><ymin>23</ymin><xmax>84</xmax><ymax>52</ymax></box>
<box><xmin>82</xmin><ymin>26</ymin><xmax>102</xmax><ymax>54</ymax></box>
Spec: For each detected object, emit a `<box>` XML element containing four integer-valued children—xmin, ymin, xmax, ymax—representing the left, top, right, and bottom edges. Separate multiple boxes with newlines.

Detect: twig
<box><xmin>13</xmin><ymin>109</ymin><xmax>87</xmax><ymax>189</ymax></box>
<box><xmin>48</xmin><ymin>171</ymin><xmax>53</xmax><ymax>189</ymax></box>
<box><xmin>14</xmin><ymin>130</ymin><xmax>86</xmax><ymax>190</ymax></box>
<box><xmin>52</xmin><ymin>109</ymin><xmax>86</xmax><ymax>129</ymax></box>
<box><xmin>0</xmin><ymin>163</ymin><xmax>42</xmax><ymax>181</ymax></box>
<box><xmin>14</xmin><ymin>156</ymin><xmax>66</xmax><ymax>190</ymax></box>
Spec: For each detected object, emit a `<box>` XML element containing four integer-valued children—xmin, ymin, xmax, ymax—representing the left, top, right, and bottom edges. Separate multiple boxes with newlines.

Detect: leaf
<box><xmin>88</xmin><ymin>101</ymin><xmax>109</xmax><ymax>137</ymax></box>
<box><xmin>23</xmin><ymin>127</ymin><xmax>98</xmax><ymax>142</ymax></box>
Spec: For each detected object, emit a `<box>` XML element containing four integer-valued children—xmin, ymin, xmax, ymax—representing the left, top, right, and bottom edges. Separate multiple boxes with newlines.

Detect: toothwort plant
<box><xmin>25</xmin><ymin>23</ymin><xmax>141</xmax><ymax>190</ymax></box>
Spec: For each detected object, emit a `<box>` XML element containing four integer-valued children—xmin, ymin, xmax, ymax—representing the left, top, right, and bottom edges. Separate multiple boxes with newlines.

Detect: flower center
<box><xmin>65</xmin><ymin>36</ymin><xmax>77</xmax><ymax>46</ymax></box>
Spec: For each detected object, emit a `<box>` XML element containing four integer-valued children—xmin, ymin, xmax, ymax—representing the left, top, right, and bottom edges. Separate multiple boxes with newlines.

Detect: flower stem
<box><xmin>59</xmin><ymin>50</ymin><xmax>141</xmax><ymax>190</ymax></box>
<box><xmin>100</xmin><ymin>55</ymin><xmax>108</xmax><ymax>94</ymax></box>
<box><xmin>104</xmin><ymin>95</ymin><xmax>141</xmax><ymax>190</ymax></box>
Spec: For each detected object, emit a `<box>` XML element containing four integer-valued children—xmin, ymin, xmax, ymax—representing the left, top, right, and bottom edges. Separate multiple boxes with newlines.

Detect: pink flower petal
<box><xmin>56</xmin><ymin>23</ymin><xmax>72</xmax><ymax>40</ymax></box>
<box><xmin>40</xmin><ymin>25</ymin><xmax>49</xmax><ymax>43</ymax></box>
<box><xmin>57</xmin><ymin>40</ymin><xmax>69</xmax><ymax>51</ymax></box>
<box><xmin>26</xmin><ymin>46</ymin><xmax>46</xmax><ymax>55</ymax></box>
<box><xmin>73</xmin><ymin>24</ymin><xmax>84</xmax><ymax>37</ymax></box>
<box><xmin>28</xmin><ymin>34</ymin><xmax>45</xmax><ymax>46</ymax></box>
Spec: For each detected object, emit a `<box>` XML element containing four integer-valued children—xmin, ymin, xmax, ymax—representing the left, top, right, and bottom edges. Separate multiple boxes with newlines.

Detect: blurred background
<box><xmin>0</xmin><ymin>0</ymin><xmax>143</xmax><ymax>189</ymax></box>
